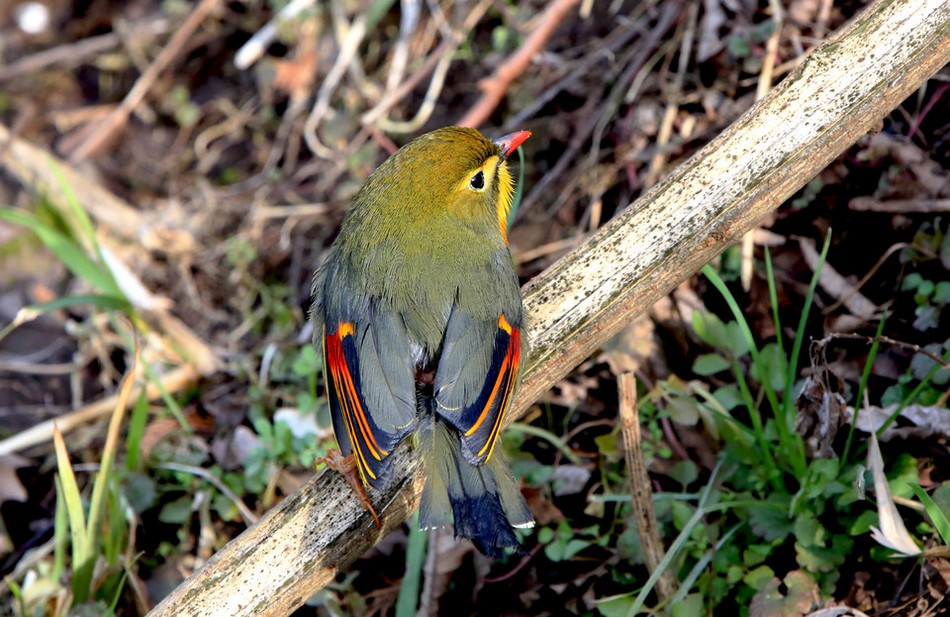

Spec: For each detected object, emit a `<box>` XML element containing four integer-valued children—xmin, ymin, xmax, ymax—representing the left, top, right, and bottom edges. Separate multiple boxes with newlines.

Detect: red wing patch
<box><xmin>323</xmin><ymin>322</ymin><xmax>390</xmax><ymax>487</ymax></box>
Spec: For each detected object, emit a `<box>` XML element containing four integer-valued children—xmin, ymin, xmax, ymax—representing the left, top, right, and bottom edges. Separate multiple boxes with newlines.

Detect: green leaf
<box><xmin>669</xmin><ymin>460</ymin><xmax>699</xmax><ymax>488</ymax></box>
<box><xmin>671</xmin><ymin>593</ymin><xmax>704</xmax><ymax>617</ymax></box>
<box><xmin>934</xmin><ymin>281</ymin><xmax>950</xmax><ymax>304</ymax></box>
<box><xmin>544</xmin><ymin>537</ymin><xmax>590</xmax><ymax>562</ymax></box>
<box><xmin>126</xmin><ymin>391</ymin><xmax>149</xmax><ymax>471</ymax></box>
<box><xmin>693</xmin><ymin>353</ymin><xmax>730</xmax><ymax>375</ymax></box>
<box><xmin>901</xmin><ymin>272</ymin><xmax>924</xmax><ymax>291</ymax></box>
<box><xmin>750</xmin><ymin>343</ymin><xmax>788</xmax><ymax>393</ymax></box>
<box><xmin>911</xmin><ymin>345</ymin><xmax>950</xmax><ymax>385</ymax></box>
<box><xmin>667</xmin><ymin>397</ymin><xmax>701</xmax><ymax>426</ymax></box>
<box><xmin>849</xmin><ymin>510</ymin><xmax>878</xmax><ymax>535</ymax></box>
<box><xmin>291</xmin><ymin>345</ymin><xmax>321</xmax><ymax>376</ymax></box>
<box><xmin>713</xmin><ymin>385</ymin><xmax>743</xmax><ymax>411</ymax></box>
<box><xmin>796</xmin><ymin>534</ymin><xmax>852</xmax><ymax>574</ymax></box>
<box><xmin>122</xmin><ymin>471</ymin><xmax>157</xmax><ymax>514</ymax></box>
<box><xmin>748</xmin><ymin>498</ymin><xmax>793</xmax><ymax>542</ymax></box>
<box><xmin>888</xmin><ymin>454</ymin><xmax>921</xmax><ymax>499</ymax></box>
<box><xmin>749</xmin><ymin>570</ymin><xmax>819</xmax><ymax>617</ymax></box>
<box><xmin>159</xmin><ymin>496</ymin><xmax>194</xmax><ymax>524</ymax></box>
<box><xmin>693</xmin><ymin>312</ymin><xmax>749</xmax><ymax>356</ymax></box>
<box><xmin>793</xmin><ymin>511</ymin><xmax>822</xmax><ymax>545</ymax></box>
<box><xmin>595</xmin><ymin>594</ymin><xmax>634</xmax><ymax>617</ymax></box>
<box><xmin>616</xmin><ymin>520</ymin><xmax>644</xmax><ymax>563</ymax></box>
<box><xmin>743</xmin><ymin>564</ymin><xmax>775</xmax><ymax>588</ymax></box>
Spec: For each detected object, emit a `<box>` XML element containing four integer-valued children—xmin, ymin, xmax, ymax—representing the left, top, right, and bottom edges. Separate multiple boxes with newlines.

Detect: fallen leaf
<box><xmin>867</xmin><ymin>433</ymin><xmax>921</xmax><ymax>556</ymax></box>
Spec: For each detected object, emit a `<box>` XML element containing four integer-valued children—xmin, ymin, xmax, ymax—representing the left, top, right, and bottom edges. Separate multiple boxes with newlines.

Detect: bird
<box><xmin>311</xmin><ymin>126</ymin><xmax>534</xmax><ymax>557</ymax></box>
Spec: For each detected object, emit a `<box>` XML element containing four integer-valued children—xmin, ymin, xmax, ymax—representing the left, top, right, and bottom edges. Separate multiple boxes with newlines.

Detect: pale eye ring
<box><xmin>469</xmin><ymin>170</ymin><xmax>485</xmax><ymax>190</ymax></box>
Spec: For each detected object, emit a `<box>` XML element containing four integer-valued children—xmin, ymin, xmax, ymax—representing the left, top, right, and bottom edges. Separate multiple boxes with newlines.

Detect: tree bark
<box><xmin>148</xmin><ymin>0</ymin><xmax>950</xmax><ymax>614</ymax></box>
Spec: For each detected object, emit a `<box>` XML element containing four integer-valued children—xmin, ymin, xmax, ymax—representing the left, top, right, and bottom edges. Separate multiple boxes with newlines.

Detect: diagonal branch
<box><xmin>148</xmin><ymin>0</ymin><xmax>950</xmax><ymax>614</ymax></box>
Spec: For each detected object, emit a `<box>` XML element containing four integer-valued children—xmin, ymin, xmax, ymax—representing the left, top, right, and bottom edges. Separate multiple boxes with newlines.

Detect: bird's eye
<box><xmin>469</xmin><ymin>171</ymin><xmax>485</xmax><ymax>190</ymax></box>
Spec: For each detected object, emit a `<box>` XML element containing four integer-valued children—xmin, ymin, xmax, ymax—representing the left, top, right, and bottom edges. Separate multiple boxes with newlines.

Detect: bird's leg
<box><xmin>319</xmin><ymin>449</ymin><xmax>382</xmax><ymax>528</ymax></box>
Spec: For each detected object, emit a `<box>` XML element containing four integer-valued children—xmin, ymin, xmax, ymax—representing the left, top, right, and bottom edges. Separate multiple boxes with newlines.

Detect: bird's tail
<box><xmin>418</xmin><ymin>419</ymin><xmax>534</xmax><ymax>557</ymax></box>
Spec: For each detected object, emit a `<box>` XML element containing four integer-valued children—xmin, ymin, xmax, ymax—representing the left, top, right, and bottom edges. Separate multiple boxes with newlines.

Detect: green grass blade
<box><xmin>50</xmin><ymin>161</ymin><xmax>98</xmax><ymax>248</ymax></box>
<box><xmin>53</xmin><ymin>422</ymin><xmax>92</xmax><ymax>602</ymax></box>
<box><xmin>842</xmin><ymin>310</ymin><xmax>888</xmax><ymax>462</ymax></box>
<box><xmin>85</xmin><ymin>352</ymin><xmax>137</xmax><ymax>556</ymax></box>
<box><xmin>781</xmin><ymin>230</ymin><xmax>832</xmax><ymax>451</ymax></box>
<box><xmin>910</xmin><ymin>484</ymin><xmax>950</xmax><ymax>547</ymax></box>
<box><xmin>731</xmin><ymin>359</ymin><xmax>781</xmax><ymax>489</ymax></box>
<box><xmin>625</xmin><ymin>461</ymin><xmax>724</xmax><ymax>617</ymax></box>
<box><xmin>53</xmin><ymin>478</ymin><xmax>69</xmax><ymax>581</ymax></box>
<box><xmin>141</xmin><ymin>359</ymin><xmax>192</xmax><ymax>434</ymax></box>
<box><xmin>670</xmin><ymin>524</ymin><xmax>742</xmax><ymax>606</ymax></box>
<box><xmin>702</xmin><ymin>265</ymin><xmax>781</xmax><ymax>415</ymax></box>
<box><xmin>508</xmin><ymin>423</ymin><xmax>583</xmax><ymax>464</ymax></box>
<box><xmin>0</xmin><ymin>208</ymin><xmax>121</xmax><ymax>297</ymax></box>
<box><xmin>764</xmin><ymin>248</ymin><xmax>785</xmax><ymax>361</ymax></box>
<box><xmin>703</xmin><ymin>264</ymin><xmax>794</xmax><ymax>478</ymax></box>
<box><xmin>126</xmin><ymin>391</ymin><xmax>150</xmax><ymax>470</ymax></box>
<box><xmin>395</xmin><ymin>512</ymin><xmax>427</xmax><ymax>617</ymax></box>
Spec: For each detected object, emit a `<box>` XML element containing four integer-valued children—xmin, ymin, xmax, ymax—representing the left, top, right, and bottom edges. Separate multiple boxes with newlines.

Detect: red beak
<box><xmin>493</xmin><ymin>130</ymin><xmax>531</xmax><ymax>161</ymax></box>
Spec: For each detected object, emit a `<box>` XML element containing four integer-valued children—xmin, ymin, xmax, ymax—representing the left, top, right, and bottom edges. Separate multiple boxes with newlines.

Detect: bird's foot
<box><xmin>319</xmin><ymin>449</ymin><xmax>382</xmax><ymax>529</ymax></box>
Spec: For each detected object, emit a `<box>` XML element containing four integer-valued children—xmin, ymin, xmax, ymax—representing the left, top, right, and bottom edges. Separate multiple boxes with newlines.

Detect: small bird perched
<box><xmin>311</xmin><ymin>126</ymin><xmax>534</xmax><ymax>557</ymax></box>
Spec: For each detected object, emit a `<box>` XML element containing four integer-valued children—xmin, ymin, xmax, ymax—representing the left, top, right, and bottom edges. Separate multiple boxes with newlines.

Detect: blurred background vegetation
<box><xmin>0</xmin><ymin>0</ymin><xmax>948</xmax><ymax>615</ymax></box>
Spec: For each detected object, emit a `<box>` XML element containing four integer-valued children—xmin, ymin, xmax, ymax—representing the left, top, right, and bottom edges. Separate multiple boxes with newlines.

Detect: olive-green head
<box><xmin>349</xmin><ymin>126</ymin><xmax>530</xmax><ymax>244</ymax></box>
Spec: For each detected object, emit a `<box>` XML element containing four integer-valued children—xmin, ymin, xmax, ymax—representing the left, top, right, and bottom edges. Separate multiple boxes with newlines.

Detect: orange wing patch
<box><xmin>324</xmin><ymin>321</ymin><xmax>390</xmax><ymax>487</ymax></box>
<box><xmin>456</xmin><ymin>314</ymin><xmax>521</xmax><ymax>464</ymax></box>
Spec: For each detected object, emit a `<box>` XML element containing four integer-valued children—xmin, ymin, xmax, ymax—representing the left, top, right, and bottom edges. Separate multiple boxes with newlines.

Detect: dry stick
<box><xmin>457</xmin><ymin>0</ymin><xmax>581</xmax><ymax>128</ymax></box>
<box><xmin>0</xmin><ymin>365</ymin><xmax>199</xmax><ymax>457</ymax></box>
<box><xmin>68</xmin><ymin>0</ymin><xmax>222</xmax><ymax>161</ymax></box>
<box><xmin>0</xmin><ymin>123</ymin><xmax>141</xmax><ymax>241</ymax></box>
<box><xmin>822</xmin><ymin>242</ymin><xmax>911</xmax><ymax>315</ymax></box>
<box><xmin>815</xmin><ymin>333</ymin><xmax>950</xmax><ymax>370</ymax></box>
<box><xmin>618</xmin><ymin>373</ymin><xmax>678</xmax><ymax>601</ymax></box>
<box><xmin>361</xmin><ymin>0</ymin><xmax>492</xmax><ymax>129</ymax></box>
<box><xmin>849</xmin><ymin>197</ymin><xmax>950</xmax><ymax>212</ymax></box>
<box><xmin>148</xmin><ymin>1</ymin><xmax>950</xmax><ymax>614</ymax></box>
<box><xmin>0</xmin><ymin>18</ymin><xmax>172</xmax><ymax>82</ymax></box>
<box><xmin>644</xmin><ymin>0</ymin><xmax>698</xmax><ymax>188</ymax></box>
<box><xmin>518</xmin><ymin>4</ymin><xmax>682</xmax><ymax>218</ymax></box>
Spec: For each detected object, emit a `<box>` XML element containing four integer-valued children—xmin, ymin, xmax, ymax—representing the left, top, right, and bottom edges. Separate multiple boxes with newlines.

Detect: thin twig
<box><xmin>363</xmin><ymin>0</ymin><xmax>492</xmax><ymax>130</ymax></box>
<box><xmin>814</xmin><ymin>333</ymin><xmax>950</xmax><ymax>370</ymax></box>
<box><xmin>303</xmin><ymin>10</ymin><xmax>368</xmax><ymax>158</ymax></box>
<box><xmin>0</xmin><ymin>365</ymin><xmax>198</xmax><ymax>456</ymax></box>
<box><xmin>157</xmin><ymin>463</ymin><xmax>259</xmax><ymax>525</ymax></box>
<box><xmin>822</xmin><ymin>242</ymin><xmax>911</xmax><ymax>314</ymax></box>
<box><xmin>457</xmin><ymin>0</ymin><xmax>581</xmax><ymax>128</ymax></box>
<box><xmin>644</xmin><ymin>0</ymin><xmax>698</xmax><ymax>188</ymax></box>
<box><xmin>0</xmin><ymin>18</ymin><xmax>171</xmax><ymax>82</ymax></box>
<box><xmin>68</xmin><ymin>0</ymin><xmax>223</xmax><ymax>161</ymax></box>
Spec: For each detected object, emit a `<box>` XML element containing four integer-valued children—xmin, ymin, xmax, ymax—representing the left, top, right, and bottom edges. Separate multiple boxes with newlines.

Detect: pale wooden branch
<box><xmin>149</xmin><ymin>0</ymin><xmax>950</xmax><ymax>614</ymax></box>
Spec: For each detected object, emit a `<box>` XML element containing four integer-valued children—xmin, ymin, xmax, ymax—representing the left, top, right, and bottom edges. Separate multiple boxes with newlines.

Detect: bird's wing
<box><xmin>322</xmin><ymin>293</ymin><xmax>417</xmax><ymax>489</ymax></box>
<box><xmin>433</xmin><ymin>303</ymin><xmax>522</xmax><ymax>465</ymax></box>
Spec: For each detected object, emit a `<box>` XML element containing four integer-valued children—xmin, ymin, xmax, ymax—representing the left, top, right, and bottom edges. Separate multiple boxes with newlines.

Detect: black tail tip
<box><xmin>451</xmin><ymin>493</ymin><xmax>525</xmax><ymax>558</ymax></box>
